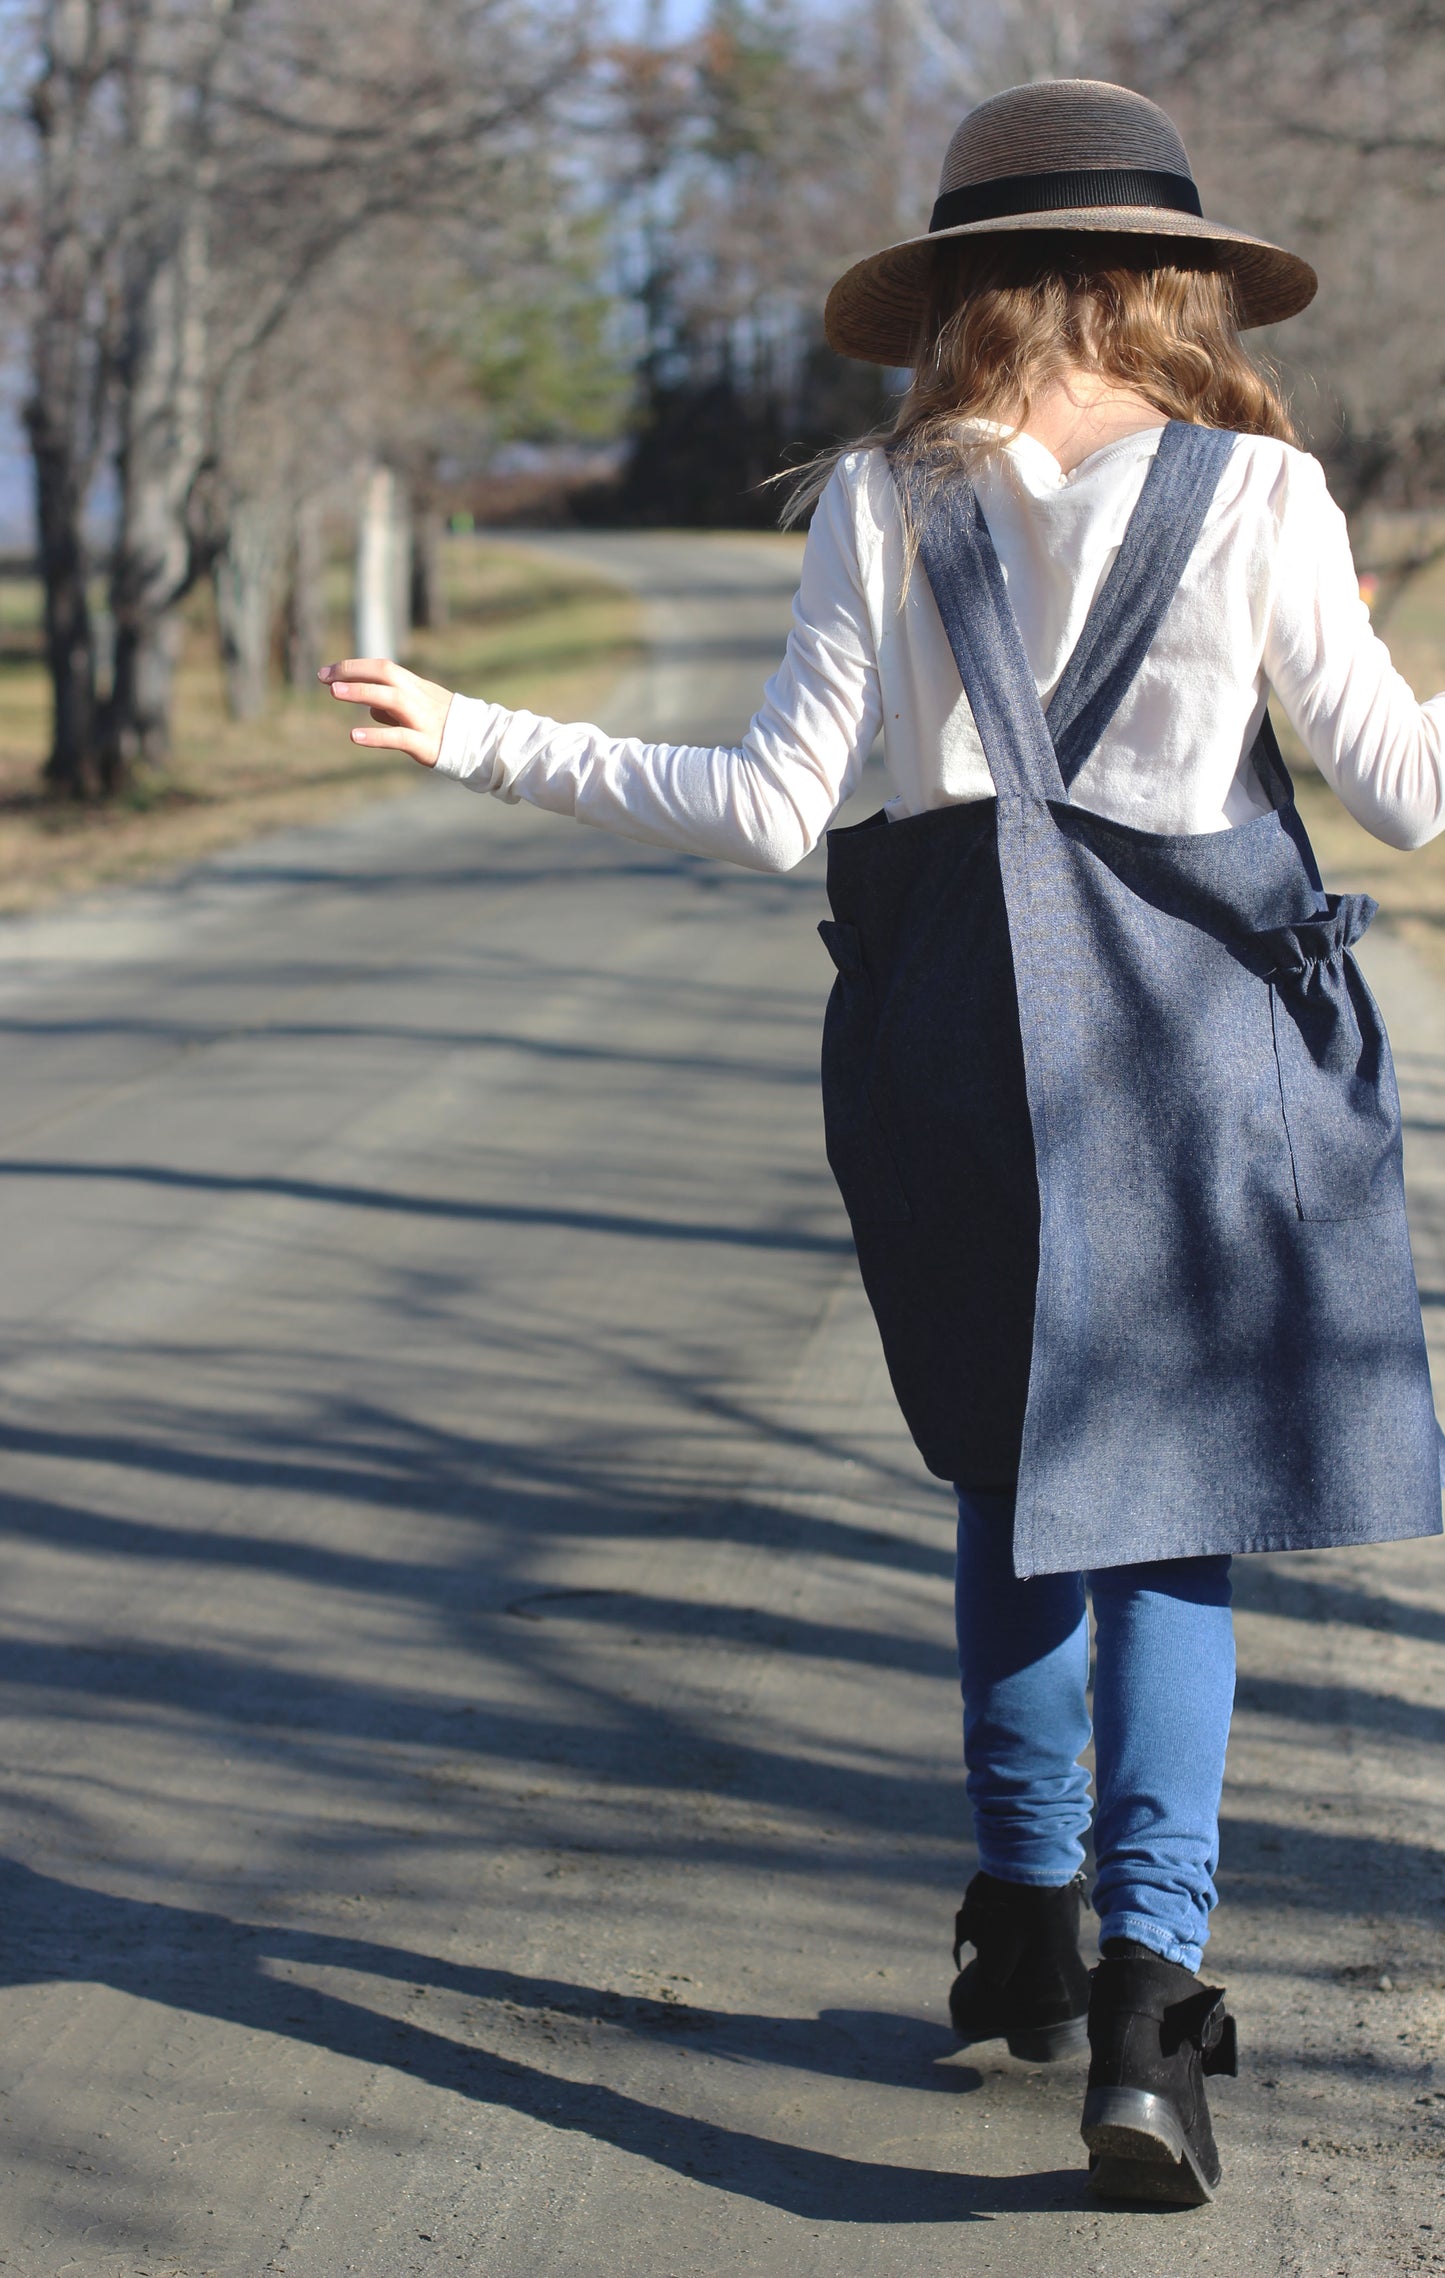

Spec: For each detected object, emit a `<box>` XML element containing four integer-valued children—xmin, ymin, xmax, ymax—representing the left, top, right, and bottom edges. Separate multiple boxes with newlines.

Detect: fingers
<box><xmin>319</xmin><ymin>656</ymin><xmax>450</xmax><ymax>769</ymax></box>
<box><xmin>320</xmin><ymin>658</ymin><xmax>404</xmax><ymax>687</ymax></box>
<box><xmin>348</xmin><ymin>721</ymin><xmax>438</xmax><ymax>767</ymax></box>
<box><xmin>325</xmin><ymin>677</ymin><xmax>413</xmax><ymax>713</ymax></box>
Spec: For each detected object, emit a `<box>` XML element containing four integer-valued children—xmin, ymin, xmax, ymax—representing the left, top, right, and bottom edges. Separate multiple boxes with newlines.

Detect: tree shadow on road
<box><xmin>0</xmin><ymin>1859</ymin><xmax>1096</xmax><ymax>2227</ymax></box>
<box><xmin>0</xmin><ymin>1159</ymin><xmax>854</xmax><ymax>1255</ymax></box>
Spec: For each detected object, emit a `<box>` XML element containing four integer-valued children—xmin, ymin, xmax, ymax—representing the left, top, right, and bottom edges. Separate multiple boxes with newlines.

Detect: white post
<box><xmin>354</xmin><ymin>463</ymin><xmax>409</xmax><ymax>658</ymax></box>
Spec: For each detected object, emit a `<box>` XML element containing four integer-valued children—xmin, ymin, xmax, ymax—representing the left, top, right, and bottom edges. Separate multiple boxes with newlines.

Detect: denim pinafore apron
<box><xmin>819</xmin><ymin>422</ymin><xmax>1441</xmax><ymax>1577</ymax></box>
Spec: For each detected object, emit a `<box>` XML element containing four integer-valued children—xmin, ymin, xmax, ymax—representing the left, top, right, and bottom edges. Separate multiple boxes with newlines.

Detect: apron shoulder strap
<box><xmin>894</xmin><ymin>452</ymin><xmax>1066</xmax><ymax>805</ymax></box>
<box><xmin>893</xmin><ymin>421</ymin><xmax>1240</xmax><ymax>806</ymax></box>
<box><xmin>1046</xmin><ymin>421</ymin><xmax>1237</xmax><ymax>784</ymax></box>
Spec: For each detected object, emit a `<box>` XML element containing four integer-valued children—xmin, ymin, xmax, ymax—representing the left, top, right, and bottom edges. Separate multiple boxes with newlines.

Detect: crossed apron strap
<box><xmin>1046</xmin><ymin>425</ymin><xmax>1318</xmax><ymax>872</ymax></box>
<box><xmin>1045</xmin><ymin>422</ymin><xmax>1237</xmax><ymax>784</ymax></box>
<box><xmin>1048</xmin><ymin>424</ymin><xmax>1322</xmax><ymax>881</ymax></box>
<box><xmin>894</xmin><ymin>422</ymin><xmax>1238</xmax><ymax>806</ymax></box>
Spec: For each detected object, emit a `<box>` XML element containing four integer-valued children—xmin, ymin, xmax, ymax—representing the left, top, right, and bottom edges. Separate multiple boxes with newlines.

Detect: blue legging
<box><xmin>954</xmin><ymin>1487</ymin><xmax>1235</xmax><ymax>1972</ymax></box>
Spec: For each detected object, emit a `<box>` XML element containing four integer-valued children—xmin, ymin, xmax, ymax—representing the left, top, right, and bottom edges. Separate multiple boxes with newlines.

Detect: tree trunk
<box><xmin>101</xmin><ymin>179</ymin><xmax>213</xmax><ymax>784</ymax></box>
<box><xmin>100</xmin><ymin>3</ymin><xmax>251</xmax><ymax>786</ymax></box>
<box><xmin>28</xmin><ymin>396</ymin><xmax>97</xmax><ymax>797</ymax></box>
<box><xmin>409</xmin><ymin>499</ymin><xmax>447</xmax><ymax>631</ymax></box>
<box><xmin>214</xmin><ymin>494</ymin><xmax>284</xmax><ymax>719</ymax></box>
<box><xmin>28</xmin><ymin>1</ymin><xmax>107</xmax><ymax>798</ymax></box>
<box><xmin>103</xmin><ymin>609</ymin><xmax>182</xmax><ymax>782</ymax></box>
<box><xmin>354</xmin><ymin>463</ymin><xmax>410</xmax><ymax>660</ymax></box>
<box><xmin>283</xmin><ymin>493</ymin><xmax>326</xmax><ymax>687</ymax></box>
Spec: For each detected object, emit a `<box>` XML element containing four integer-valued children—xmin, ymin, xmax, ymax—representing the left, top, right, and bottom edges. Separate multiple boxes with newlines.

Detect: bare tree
<box><xmin>1126</xmin><ymin>0</ymin><xmax>1445</xmax><ymax>552</ymax></box>
<box><xmin>212</xmin><ymin>493</ymin><xmax>286</xmax><ymax>719</ymax></box>
<box><xmin>281</xmin><ymin>491</ymin><xmax>325</xmax><ymax>687</ymax></box>
<box><xmin>22</xmin><ymin>0</ymin><xmax>597</xmax><ymax>793</ymax></box>
<box><xmin>26</xmin><ymin>2</ymin><xmax>115</xmax><ymax>793</ymax></box>
<box><xmin>103</xmin><ymin>0</ymin><xmax>240</xmax><ymax>777</ymax></box>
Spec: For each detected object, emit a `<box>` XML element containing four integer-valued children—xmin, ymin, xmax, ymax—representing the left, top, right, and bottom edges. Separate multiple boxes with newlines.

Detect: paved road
<box><xmin>0</xmin><ymin>529</ymin><xmax>1442</xmax><ymax>2277</ymax></box>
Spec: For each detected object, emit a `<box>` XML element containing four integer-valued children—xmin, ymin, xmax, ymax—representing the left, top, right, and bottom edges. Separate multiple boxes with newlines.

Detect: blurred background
<box><xmin>0</xmin><ymin>0</ymin><xmax>1438</xmax><ymax>898</ymax></box>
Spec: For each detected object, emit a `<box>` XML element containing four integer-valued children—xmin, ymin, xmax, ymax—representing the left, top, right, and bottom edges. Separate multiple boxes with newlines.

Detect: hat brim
<box><xmin>824</xmin><ymin>212</ymin><xmax>1318</xmax><ymax>365</ymax></box>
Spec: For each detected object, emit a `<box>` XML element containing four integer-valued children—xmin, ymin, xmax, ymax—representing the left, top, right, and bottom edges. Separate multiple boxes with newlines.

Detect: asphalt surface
<box><xmin>0</xmin><ymin>528</ymin><xmax>1442</xmax><ymax>2277</ymax></box>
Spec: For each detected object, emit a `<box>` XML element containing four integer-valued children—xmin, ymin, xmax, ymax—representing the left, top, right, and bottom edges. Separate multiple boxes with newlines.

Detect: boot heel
<box><xmin>1006</xmin><ymin>2013</ymin><xmax>1089</xmax><ymax>2063</ymax></box>
<box><xmin>948</xmin><ymin>1871</ymin><xmax>1091</xmax><ymax>2060</ymax></box>
<box><xmin>1082</xmin><ymin>2086</ymin><xmax>1214</xmax><ymax>2206</ymax></box>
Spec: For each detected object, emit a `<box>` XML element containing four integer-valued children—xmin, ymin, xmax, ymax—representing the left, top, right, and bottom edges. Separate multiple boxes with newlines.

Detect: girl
<box><xmin>322</xmin><ymin>78</ymin><xmax>1445</xmax><ymax>2209</ymax></box>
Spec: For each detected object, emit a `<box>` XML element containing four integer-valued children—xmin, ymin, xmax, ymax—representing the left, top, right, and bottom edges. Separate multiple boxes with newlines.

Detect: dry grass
<box><xmin>0</xmin><ymin>537</ymin><xmax>642</xmax><ymax>916</ymax></box>
<box><xmin>1282</xmin><ymin>553</ymin><xmax>1445</xmax><ymax>977</ymax></box>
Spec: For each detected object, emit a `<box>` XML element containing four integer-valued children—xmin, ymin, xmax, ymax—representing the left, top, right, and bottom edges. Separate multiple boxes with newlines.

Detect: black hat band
<box><xmin>929</xmin><ymin>166</ymin><xmax>1204</xmax><ymax>233</ymax></box>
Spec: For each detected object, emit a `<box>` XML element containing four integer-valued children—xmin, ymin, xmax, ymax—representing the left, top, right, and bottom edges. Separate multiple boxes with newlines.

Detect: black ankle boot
<box><xmin>948</xmin><ymin>1870</ymin><xmax>1091</xmax><ymax>2062</ymax></box>
<box><xmin>1081</xmin><ymin>1949</ymin><xmax>1238</xmax><ymax>2204</ymax></box>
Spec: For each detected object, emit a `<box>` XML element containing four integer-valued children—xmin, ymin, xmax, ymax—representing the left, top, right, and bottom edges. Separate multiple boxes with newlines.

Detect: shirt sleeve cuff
<box><xmin>434</xmin><ymin>692</ymin><xmax>506</xmax><ymax>790</ymax></box>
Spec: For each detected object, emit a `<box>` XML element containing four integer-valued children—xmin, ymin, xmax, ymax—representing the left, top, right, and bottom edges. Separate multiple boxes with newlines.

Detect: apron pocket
<box><xmin>818</xmin><ymin>921</ymin><xmax>911</xmax><ymax>1223</ymax></box>
<box><xmin>1260</xmin><ymin>895</ymin><xmax>1401</xmax><ymax>1221</ymax></box>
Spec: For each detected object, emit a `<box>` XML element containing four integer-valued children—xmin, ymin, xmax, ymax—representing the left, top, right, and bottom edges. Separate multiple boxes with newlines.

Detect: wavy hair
<box><xmin>782</xmin><ymin>235</ymin><xmax>1295</xmax><ymax>533</ymax></box>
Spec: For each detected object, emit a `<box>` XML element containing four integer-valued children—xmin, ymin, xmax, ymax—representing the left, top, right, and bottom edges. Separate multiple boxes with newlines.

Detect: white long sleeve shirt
<box><xmin>434</xmin><ymin>427</ymin><xmax>1445</xmax><ymax>870</ymax></box>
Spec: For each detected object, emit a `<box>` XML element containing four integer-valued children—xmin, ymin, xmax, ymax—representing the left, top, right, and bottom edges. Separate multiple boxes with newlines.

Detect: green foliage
<box><xmin>466</xmin><ymin>248</ymin><xmax>634</xmax><ymax>447</ymax></box>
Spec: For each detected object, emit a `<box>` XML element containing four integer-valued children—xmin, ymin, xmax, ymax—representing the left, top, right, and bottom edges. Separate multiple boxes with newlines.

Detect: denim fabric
<box><xmin>820</xmin><ymin>422</ymin><xmax>1441</xmax><ymax>1572</ymax></box>
<box><xmin>820</xmin><ymin>803</ymin><xmax>1038</xmax><ymax>1485</ymax></box>
<box><xmin>1043</xmin><ymin>423</ymin><xmax>1236</xmax><ymax>788</ymax></box>
<box><xmin>955</xmin><ymin>1487</ymin><xmax>1235</xmax><ymax>1972</ymax></box>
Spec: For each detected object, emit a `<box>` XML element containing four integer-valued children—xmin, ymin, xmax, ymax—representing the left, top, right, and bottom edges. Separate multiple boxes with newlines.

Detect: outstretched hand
<box><xmin>319</xmin><ymin>657</ymin><xmax>454</xmax><ymax>768</ymax></box>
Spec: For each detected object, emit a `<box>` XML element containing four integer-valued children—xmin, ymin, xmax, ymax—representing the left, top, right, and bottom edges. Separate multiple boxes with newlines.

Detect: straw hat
<box><xmin>825</xmin><ymin>79</ymin><xmax>1316</xmax><ymax>365</ymax></box>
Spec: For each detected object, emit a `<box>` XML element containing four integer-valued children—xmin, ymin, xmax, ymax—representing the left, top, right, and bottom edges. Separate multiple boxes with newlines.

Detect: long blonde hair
<box><xmin>783</xmin><ymin>236</ymin><xmax>1295</xmax><ymax>529</ymax></box>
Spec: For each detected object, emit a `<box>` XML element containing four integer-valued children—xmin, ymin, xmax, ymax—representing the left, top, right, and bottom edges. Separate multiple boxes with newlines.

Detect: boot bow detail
<box><xmin>1082</xmin><ymin>1953</ymin><xmax>1233</xmax><ymax>2205</ymax></box>
<box><xmin>948</xmin><ymin>1870</ymin><xmax>1091</xmax><ymax>2062</ymax></box>
<box><xmin>1163</xmin><ymin>1984</ymin><xmax>1238</xmax><ymax>2077</ymax></box>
